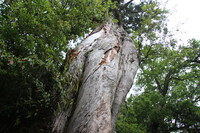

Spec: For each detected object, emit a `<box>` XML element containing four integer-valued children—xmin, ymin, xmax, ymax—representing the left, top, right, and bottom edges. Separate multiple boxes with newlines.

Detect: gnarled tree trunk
<box><xmin>51</xmin><ymin>22</ymin><xmax>138</xmax><ymax>133</ymax></box>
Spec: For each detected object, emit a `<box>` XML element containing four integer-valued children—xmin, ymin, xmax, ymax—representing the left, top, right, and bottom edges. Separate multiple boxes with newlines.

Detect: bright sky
<box><xmin>125</xmin><ymin>0</ymin><xmax>200</xmax><ymax>44</ymax></box>
<box><xmin>160</xmin><ymin>0</ymin><xmax>200</xmax><ymax>44</ymax></box>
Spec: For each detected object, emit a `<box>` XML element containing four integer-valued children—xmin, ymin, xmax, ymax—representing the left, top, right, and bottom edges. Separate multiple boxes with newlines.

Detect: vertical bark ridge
<box><xmin>111</xmin><ymin>32</ymin><xmax>138</xmax><ymax>132</ymax></box>
<box><xmin>52</xmin><ymin>22</ymin><xmax>138</xmax><ymax>133</ymax></box>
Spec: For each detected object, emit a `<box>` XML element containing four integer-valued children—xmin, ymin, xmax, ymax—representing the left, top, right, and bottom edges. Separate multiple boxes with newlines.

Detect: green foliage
<box><xmin>0</xmin><ymin>0</ymin><xmax>112</xmax><ymax>132</ymax></box>
<box><xmin>116</xmin><ymin>39</ymin><xmax>200</xmax><ymax>133</ymax></box>
<box><xmin>116</xmin><ymin>97</ymin><xmax>147</xmax><ymax>133</ymax></box>
<box><xmin>116</xmin><ymin>0</ymin><xmax>168</xmax><ymax>66</ymax></box>
<box><xmin>114</xmin><ymin>0</ymin><xmax>167</xmax><ymax>33</ymax></box>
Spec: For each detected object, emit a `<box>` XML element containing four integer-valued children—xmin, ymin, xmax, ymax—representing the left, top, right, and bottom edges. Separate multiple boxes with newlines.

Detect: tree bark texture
<box><xmin>51</xmin><ymin>22</ymin><xmax>138</xmax><ymax>133</ymax></box>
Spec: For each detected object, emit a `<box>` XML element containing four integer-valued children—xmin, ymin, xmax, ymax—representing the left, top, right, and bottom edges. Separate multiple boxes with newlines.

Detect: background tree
<box><xmin>116</xmin><ymin>39</ymin><xmax>200</xmax><ymax>133</ymax></box>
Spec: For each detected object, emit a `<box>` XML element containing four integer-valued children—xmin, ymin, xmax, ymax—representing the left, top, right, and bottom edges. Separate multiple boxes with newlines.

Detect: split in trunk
<box><xmin>51</xmin><ymin>21</ymin><xmax>139</xmax><ymax>133</ymax></box>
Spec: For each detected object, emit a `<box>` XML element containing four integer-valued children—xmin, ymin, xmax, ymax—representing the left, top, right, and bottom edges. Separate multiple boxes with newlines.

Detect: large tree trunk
<box><xmin>51</xmin><ymin>22</ymin><xmax>138</xmax><ymax>133</ymax></box>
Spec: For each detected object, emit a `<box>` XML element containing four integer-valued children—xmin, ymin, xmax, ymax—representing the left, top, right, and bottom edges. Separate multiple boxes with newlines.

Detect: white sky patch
<box><xmin>160</xmin><ymin>0</ymin><xmax>200</xmax><ymax>44</ymax></box>
<box><xmin>125</xmin><ymin>0</ymin><xmax>200</xmax><ymax>43</ymax></box>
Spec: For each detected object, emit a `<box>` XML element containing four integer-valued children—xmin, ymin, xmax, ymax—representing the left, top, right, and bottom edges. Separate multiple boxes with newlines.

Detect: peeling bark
<box><xmin>51</xmin><ymin>22</ymin><xmax>138</xmax><ymax>133</ymax></box>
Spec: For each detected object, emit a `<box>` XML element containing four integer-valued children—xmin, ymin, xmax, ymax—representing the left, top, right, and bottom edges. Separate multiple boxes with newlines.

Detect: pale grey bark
<box><xmin>51</xmin><ymin>22</ymin><xmax>138</xmax><ymax>133</ymax></box>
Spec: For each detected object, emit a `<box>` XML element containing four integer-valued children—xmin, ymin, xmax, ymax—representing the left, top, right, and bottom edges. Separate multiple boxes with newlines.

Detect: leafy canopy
<box><xmin>0</xmin><ymin>0</ymin><xmax>113</xmax><ymax>132</ymax></box>
<box><xmin>117</xmin><ymin>39</ymin><xmax>200</xmax><ymax>133</ymax></box>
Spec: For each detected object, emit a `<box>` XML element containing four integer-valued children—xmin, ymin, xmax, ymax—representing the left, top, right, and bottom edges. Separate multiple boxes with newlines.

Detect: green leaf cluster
<box><xmin>121</xmin><ymin>0</ymin><xmax>167</xmax><ymax>33</ymax></box>
<box><xmin>0</xmin><ymin>0</ymin><xmax>112</xmax><ymax>132</ymax></box>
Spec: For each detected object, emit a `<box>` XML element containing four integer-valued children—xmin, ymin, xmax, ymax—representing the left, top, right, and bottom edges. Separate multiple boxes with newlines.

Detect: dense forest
<box><xmin>0</xmin><ymin>0</ymin><xmax>199</xmax><ymax>133</ymax></box>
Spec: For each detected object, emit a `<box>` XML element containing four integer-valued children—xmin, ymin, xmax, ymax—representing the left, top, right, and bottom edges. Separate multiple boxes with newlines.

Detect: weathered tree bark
<box><xmin>51</xmin><ymin>22</ymin><xmax>138</xmax><ymax>133</ymax></box>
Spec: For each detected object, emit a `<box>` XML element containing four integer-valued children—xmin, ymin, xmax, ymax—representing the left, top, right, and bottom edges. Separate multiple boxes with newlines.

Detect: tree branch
<box><xmin>188</xmin><ymin>52</ymin><xmax>200</xmax><ymax>64</ymax></box>
<box><xmin>170</xmin><ymin>77</ymin><xmax>184</xmax><ymax>81</ymax></box>
<box><xmin>123</xmin><ymin>0</ymin><xmax>134</xmax><ymax>9</ymax></box>
<box><xmin>192</xmin><ymin>94</ymin><xmax>200</xmax><ymax>103</ymax></box>
<box><xmin>140</xmin><ymin>44</ymin><xmax>153</xmax><ymax>65</ymax></box>
<box><xmin>155</xmin><ymin>77</ymin><xmax>162</xmax><ymax>91</ymax></box>
<box><xmin>162</xmin><ymin>71</ymin><xmax>173</xmax><ymax>96</ymax></box>
<box><xmin>168</xmin><ymin>126</ymin><xmax>188</xmax><ymax>132</ymax></box>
